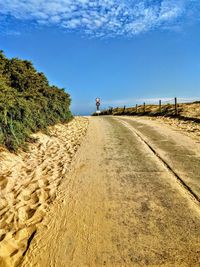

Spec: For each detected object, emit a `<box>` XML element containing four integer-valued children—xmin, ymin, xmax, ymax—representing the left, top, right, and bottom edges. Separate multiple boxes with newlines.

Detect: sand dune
<box><xmin>0</xmin><ymin>117</ymin><xmax>88</xmax><ymax>267</ymax></box>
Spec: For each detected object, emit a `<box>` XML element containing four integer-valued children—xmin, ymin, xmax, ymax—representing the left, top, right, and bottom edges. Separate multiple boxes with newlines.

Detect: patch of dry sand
<box><xmin>0</xmin><ymin>117</ymin><xmax>88</xmax><ymax>267</ymax></box>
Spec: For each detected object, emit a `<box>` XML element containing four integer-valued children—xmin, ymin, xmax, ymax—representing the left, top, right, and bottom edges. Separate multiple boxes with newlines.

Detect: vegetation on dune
<box><xmin>0</xmin><ymin>51</ymin><xmax>72</xmax><ymax>151</ymax></box>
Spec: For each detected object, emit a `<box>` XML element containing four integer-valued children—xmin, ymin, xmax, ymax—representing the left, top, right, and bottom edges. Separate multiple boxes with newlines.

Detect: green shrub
<box><xmin>0</xmin><ymin>51</ymin><xmax>73</xmax><ymax>151</ymax></box>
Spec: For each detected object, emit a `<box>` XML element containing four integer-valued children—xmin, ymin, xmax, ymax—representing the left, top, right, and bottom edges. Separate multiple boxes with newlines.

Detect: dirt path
<box><xmin>20</xmin><ymin>117</ymin><xmax>200</xmax><ymax>267</ymax></box>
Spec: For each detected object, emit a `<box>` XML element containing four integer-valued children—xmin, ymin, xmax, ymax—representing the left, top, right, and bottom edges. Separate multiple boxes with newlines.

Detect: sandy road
<box><xmin>21</xmin><ymin>116</ymin><xmax>200</xmax><ymax>267</ymax></box>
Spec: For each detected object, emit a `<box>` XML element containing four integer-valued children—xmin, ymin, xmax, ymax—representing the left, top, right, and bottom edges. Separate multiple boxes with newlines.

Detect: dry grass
<box><xmin>100</xmin><ymin>102</ymin><xmax>200</xmax><ymax>121</ymax></box>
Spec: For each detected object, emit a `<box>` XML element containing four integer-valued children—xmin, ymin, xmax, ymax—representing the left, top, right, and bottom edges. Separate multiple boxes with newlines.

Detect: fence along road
<box><xmin>21</xmin><ymin>116</ymin><xmax>200</xmax><ymax>267</ymax></box>
<box><xmin>110</xmin><ymin>97</ymin><xmax>200</xmax><ymax>115</ymax></box>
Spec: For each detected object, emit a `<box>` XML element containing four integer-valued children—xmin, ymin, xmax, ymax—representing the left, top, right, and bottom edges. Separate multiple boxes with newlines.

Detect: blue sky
<box><xmin>0</xmin><ymin>0</ymin><xmax>200</xmax><ymax>115</ymax></box>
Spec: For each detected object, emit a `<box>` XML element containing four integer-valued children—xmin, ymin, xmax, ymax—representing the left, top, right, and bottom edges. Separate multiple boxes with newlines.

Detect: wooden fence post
<box><xmin>159</xmin><ymin>100</ymin><xmax>162</xmax><ymax>113</ymax></box>
<box><xmin>175</xmin><ymin>97</ymin><xmax>178</xmax><ymax>115</ymax></box>
<box><xmin>136</xmin><ymin>104</ymin><xmax>138</xmax><ymax>113</ymax></box>
<box><xmin>143</xmin><ymin>102</ymin><xmax>146</xmax><ymax>113</ymax></box>
<box><xmin>123</xmin><ymin>105</ymin><xmax>126</xmax><ymax>113</ymax></box>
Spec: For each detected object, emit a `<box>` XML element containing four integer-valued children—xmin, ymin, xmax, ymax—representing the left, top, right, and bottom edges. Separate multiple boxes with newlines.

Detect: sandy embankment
<box><xmin>0</xmin><ymin>117</ymin><xmax>88</xmax><ymax>267</ymax></box>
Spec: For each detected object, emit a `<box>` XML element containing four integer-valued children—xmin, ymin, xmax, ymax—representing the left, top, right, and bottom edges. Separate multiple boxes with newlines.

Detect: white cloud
<box><xmin>0</xmin><ymin>0</ymin><xmax>197</xmax><ymax>37</ymax></box>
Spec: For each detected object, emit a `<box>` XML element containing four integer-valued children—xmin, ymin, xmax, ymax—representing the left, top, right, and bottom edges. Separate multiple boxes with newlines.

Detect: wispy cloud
<box><xmin>0</xmin><ymin>0</ymin><xmax>198</xmax><ymax>37</ymax></box>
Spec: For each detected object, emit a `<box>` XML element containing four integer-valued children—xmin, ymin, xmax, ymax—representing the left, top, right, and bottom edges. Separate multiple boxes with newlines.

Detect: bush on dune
<box><xmin>0</xmin><ymin>51</ymin><xmax>72</xmax><ymax>151</ymax></box>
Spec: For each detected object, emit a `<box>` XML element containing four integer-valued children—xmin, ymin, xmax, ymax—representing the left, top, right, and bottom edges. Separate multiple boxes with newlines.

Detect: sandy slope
<box><xmin>0</xmin><ymin>117</ymin><xmax>88</xmax><ymax>267</ymax></box>
<box><xmin>107</xmin><ymin>102</ymin><xmax>200</xmax><ymax>120</ymax></box>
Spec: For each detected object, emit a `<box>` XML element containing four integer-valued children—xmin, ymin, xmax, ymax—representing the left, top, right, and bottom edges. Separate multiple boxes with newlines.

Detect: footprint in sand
<box><xmin>0</xmin><ymin>175</ymin><xmax>8</xmax><ymax>190</ymax></box>
<box><xmin>38</xmin><ymin>178</ymin><xmax>50</xmax><ymax>188</ymax></box>
<box><xmin>0</xmin><ymin>118</ymin><xmax>89</xmax><ymax>267</ymax></box>
<box><xmin>0</xmin><ymin>233</ymin><xmax>6</xmax><ymax>242</ymax></box>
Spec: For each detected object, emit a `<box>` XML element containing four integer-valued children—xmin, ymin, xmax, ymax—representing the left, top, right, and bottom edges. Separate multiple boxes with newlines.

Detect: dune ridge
<box><xmin>0</xmin><ymin>117</ymin><xmax>88</xmax><ymax>267</ymax></box>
